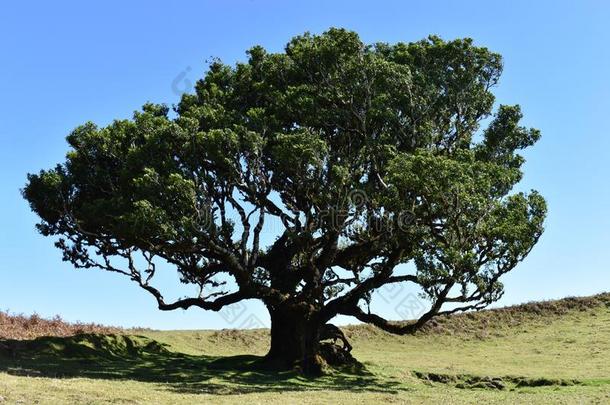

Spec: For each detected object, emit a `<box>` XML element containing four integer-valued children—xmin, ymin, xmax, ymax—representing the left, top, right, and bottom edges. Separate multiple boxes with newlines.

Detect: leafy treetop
<box><xmin>24</xmin><ymin>28</ymin><xmax>546</xmax><ymax>338</ymax></box>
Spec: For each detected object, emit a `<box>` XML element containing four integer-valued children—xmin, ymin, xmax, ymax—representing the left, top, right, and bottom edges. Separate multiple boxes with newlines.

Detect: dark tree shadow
<box><xmin>0</xmin><ymin>334</ymin><xmax>407</xmax><ymax>395</ymax></box>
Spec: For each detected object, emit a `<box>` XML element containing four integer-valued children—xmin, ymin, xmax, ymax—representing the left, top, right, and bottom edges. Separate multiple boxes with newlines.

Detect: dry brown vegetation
<box><xmin>417</xmin><ymin>292</ymin><xmax>610</xmax><ymax>336</ymax></box>
<box><xmin>2</xmin><ymin>292</ymin><xmax>608</xmax><ymax>342</ymax></box>
<box><xmin>0</xmin><ymin>311</ymin><xmax>125</xmax><ymax>340</ymax></box>
<box><xmin>1</xmin><ymin>292</ymin><xmax>609</xmax><ymax>403</ymax></box>
<box><xmin>336</xmin><ymin>292</ymin><xmax>610</xmax><ymax>341</ymax></box>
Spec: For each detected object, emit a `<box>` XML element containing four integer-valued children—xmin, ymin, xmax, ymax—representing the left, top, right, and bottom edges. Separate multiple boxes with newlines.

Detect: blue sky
<box><xmin>1</xmin><ymin>0</ymin><xmax>609</xmax><ymax>330</ymax></box>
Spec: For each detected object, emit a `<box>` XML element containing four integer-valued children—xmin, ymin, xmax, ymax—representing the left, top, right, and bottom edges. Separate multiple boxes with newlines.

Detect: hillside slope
<box><xmin>1</xmin><ymin>293</ymin><xmax>609</xmax><ymax>404</ymax></box>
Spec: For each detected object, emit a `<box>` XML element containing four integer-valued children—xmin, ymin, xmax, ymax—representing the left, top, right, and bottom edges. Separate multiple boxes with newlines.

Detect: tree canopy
<box><xmin>23</xmin><ymin>28</ymin><xmax>546</xmax><ymax>373</ymax></box>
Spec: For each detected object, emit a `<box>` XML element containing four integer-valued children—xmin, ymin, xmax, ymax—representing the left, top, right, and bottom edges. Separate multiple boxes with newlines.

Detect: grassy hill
<box><xmin>1</xmin><ymin>293</ymin><xmax>609</xmax><ymax>404</ymax></box>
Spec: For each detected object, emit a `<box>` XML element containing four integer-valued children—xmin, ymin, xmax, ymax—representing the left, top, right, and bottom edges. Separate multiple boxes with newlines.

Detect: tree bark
<box><xmin>264</xmin><ymin>304</ymin><xmax>323</xmax><ymax>375</ymax></box>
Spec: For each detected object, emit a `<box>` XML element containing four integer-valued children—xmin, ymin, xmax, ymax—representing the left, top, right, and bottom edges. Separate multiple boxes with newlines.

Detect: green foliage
<box><xmin>23</xmin><ymin>28</ymin><xmax>546</xmax><ymax>338</ymax></box>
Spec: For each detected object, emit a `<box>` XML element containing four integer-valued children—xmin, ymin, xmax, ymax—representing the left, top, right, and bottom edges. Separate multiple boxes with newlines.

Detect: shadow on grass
<box><xmin>0</xmin><ymin>334</ymin><xmax>406</xmax><ymax>395</ymax></box>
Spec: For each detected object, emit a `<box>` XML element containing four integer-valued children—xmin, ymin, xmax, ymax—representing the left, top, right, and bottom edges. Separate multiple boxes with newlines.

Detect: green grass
<box><xmin>1</xmin><ymin>294</ymin><xmax>609</xmax><ymax>404</ymax></box>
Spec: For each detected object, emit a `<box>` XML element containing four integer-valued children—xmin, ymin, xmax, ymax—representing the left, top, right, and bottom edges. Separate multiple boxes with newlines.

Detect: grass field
<box><xmin>1</xmin><ymin>294</ymin><xmax>609</xmax><ymax>404</ymax></box>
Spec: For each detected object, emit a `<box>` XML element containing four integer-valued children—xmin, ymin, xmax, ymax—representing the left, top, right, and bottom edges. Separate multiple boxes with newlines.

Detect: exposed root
<box><xmin>318</xmin><ymin>342</ymin><xmax>363</xmax><ymax>371</ymax></box>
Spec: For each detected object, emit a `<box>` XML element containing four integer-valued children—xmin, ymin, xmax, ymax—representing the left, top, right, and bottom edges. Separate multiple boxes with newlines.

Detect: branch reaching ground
<box><xmin>22</xmin><ymin>28</ymin><xmax>546</xmax><ymax>374</ymax></box>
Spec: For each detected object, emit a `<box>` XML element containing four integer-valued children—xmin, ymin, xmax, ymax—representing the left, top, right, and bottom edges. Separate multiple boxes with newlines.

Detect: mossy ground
<box><xmin>1</xmin><ymin>294</ymin><xmax>609</xmax><ymax>404</ymax></box>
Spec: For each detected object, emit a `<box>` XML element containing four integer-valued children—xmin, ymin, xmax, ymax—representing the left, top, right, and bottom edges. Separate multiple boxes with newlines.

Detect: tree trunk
<box><xmin>264</xmin><ymin>305</ymin><xmax>323</xmax><ymax>375</ymax></box>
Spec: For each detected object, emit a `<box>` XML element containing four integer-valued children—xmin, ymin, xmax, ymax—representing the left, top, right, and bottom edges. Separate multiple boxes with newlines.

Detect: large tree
<box><xmin>23</xmin><ymin>29</ymin><xmax>546</xmax><ymax>374</ymax></box>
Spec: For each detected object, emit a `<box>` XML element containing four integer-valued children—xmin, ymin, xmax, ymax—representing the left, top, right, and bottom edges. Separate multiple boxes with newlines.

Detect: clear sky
<box><xmin>1</xmin><ymin>0</ymin><xmax>609</xmax><ymax>330</ymax></box>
